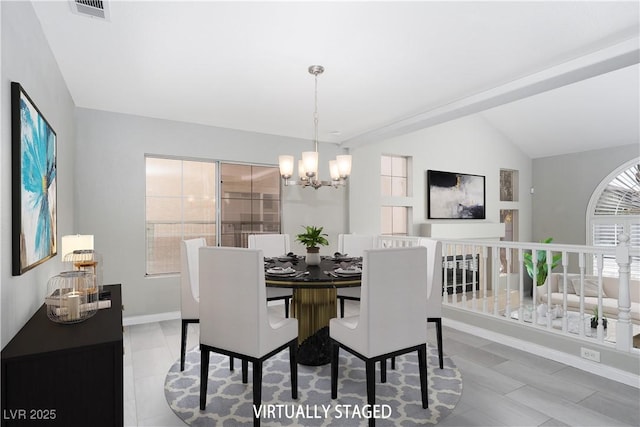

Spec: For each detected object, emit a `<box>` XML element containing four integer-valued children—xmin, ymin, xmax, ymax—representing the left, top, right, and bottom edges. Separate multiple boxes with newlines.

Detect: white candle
<box><xmin>67</xmin><ymin>293</ymin><xmax>80</xmax><ymax>320</ymax></box>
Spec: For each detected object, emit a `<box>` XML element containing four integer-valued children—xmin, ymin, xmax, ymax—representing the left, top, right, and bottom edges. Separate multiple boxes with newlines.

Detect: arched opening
<box><xmin>586</xmin><ymin>158</ymin><xmax>640</xmax><ymax>278</ymax></box>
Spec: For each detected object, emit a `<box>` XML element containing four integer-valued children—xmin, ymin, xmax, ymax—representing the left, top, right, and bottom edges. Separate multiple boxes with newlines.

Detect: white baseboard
<box><xmin>444</xmin><ymin>318</ymin><xmax>640</xmax><ymax>388</ymax></box>
<box><xmin>123</xmin><ymin>311</ymin><xmax>180</xmax><ymax>326</ymax></box>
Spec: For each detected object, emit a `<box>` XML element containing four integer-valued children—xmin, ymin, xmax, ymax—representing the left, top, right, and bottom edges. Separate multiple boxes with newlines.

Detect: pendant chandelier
<box><xmin>278</xmin><ymin>65</ymin><xmax>352</xmax><ymax>189</ymax></box>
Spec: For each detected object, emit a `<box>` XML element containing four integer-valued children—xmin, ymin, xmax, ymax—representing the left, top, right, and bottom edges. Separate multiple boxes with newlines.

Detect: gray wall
<box><xmin>75</xmin><ymin>108</ymin><xmax>347</xmax><ymax>318</ymax></box>
<box><xmin>532</xmin><ymin>144</ymin><xmax>639</xmax><ymax>245</ymax></box>
<box><xmin>1</xmin><ymin>1</ymin><xmax>77</xmax><ymax>347</ymax></box>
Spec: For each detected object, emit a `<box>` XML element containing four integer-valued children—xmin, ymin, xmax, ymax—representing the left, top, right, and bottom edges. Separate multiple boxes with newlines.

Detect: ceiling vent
<box><xmin>69</xmin><ymin>0</ymin><xmax>110</xmax><ymax>21</ymax></box>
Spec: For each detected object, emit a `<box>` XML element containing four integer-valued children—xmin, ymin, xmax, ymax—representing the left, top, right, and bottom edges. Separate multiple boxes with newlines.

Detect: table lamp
<box><xmin>61</xmin><ymin>234</ymin><xmax>102</xmax><ymax>292</ymax></box>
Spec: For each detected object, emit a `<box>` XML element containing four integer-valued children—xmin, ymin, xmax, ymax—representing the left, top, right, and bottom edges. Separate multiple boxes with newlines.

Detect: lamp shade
<box><xmin>61</xmin><ymin>235</ymin><xmax>94</xmax><ymax>260</ymax></box>
<box><xmin>302</xmin><ymin>151</ymin><xmax>318</xmax><ymax>177</ymax></box>
<box><xmin>278</xmin><ymin>155</ymin><xmax>294</xmax><ymax>179</ymax></box>
<box><xmin>336</xmin><ymin>155</ymin><xmax>352</xmax><ymax>178</ymax></box>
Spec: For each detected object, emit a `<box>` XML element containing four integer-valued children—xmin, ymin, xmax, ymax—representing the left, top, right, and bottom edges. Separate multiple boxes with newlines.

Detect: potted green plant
<box><xmin>591</xmin><ymin>307</ymin><xmax>607</xmax><ymax>329</ymax></box>
<box><xmin>523</xmin><ymin>237</ymin><xmax>562</xmax><ymax>287</ymax></box>
<box><xmin>296</xmin><ymin>226</ymin><xmax>329</xmax><ymax>266</ymax></box>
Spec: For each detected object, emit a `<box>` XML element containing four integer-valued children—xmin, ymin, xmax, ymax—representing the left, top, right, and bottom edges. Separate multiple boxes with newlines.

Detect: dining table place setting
<box><xmin>327</xmin><ymin>252</ymin><xmax>363</xmax><ymax>262</ymax></box>
<box><xmin>265</xmin><ymin>261</ymin><xmax>309</xmax><ymax>279</ymax></box>
<box><xmin>329</xmin><ymin>260</ymin><xmax>363</xmax><ymax>277</ymax></box>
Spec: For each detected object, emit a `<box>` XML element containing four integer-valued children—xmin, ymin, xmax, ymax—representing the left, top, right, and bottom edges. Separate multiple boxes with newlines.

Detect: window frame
<box><xmin>380</xmin><ymin>154</ymin><xmax>412</xmax><ymax>235</ymax></box>
<box><xmin>144</xmin><ymin>155</ymin><xmax>282</xmax><ymax>277</ymax></box>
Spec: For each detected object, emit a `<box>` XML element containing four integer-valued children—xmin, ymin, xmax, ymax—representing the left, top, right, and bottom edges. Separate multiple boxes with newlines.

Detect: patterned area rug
<box><xmin>165</xmin><ymin>345</ymin><xmax>462</xmax><ymax>426</ymax></box>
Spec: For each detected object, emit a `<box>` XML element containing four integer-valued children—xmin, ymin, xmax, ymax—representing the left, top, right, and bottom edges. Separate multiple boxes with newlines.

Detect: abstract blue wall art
<box><xmin>11</xmin><ymin>82</ymin><xmax>57</xmax><ymax>275</ymax></box>
<box><xmin>427</xmin><ymin>170</ymin><xmax>485</xmax><ymax>219</ymax></box>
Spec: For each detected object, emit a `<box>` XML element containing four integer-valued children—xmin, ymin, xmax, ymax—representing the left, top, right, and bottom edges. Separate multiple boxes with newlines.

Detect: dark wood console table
<box><xmin>1</xmin><ymin>284</ymin><xmax>123</xmax><ymax>426</ymax></box>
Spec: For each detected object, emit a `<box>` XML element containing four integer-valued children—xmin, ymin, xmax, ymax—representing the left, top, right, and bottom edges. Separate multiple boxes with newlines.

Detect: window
<box><xmin>145</xmin><ymin>157</ymin><xmax>216</xmax><ymax>275</ymax></box>
<box><xmin>381</xmin><ymin>155</ymin><xmax>408</xmax><ymax>197</ymax></box>
<box><xmin>220</xmin><ymin>163</ymin><xmax>281</xmax><ymax>248</ymax></box>
<box><xmin>381</xmin><ymin>155</ymin><xmax>410</xmax><ymax>235</ymax></box>
<box><xmin>145</xmin><ymin>156</ymin><xmax>281</xmax><ymax>276</ymax></box>
<box><xmin>588</xmin><ymin>161</ymin><xmax>639</xmax><ymax>278</ymax></box>
<box><xmin>381</xmin><ymin>206</ymin><xmax>409</xmax><ymax>236</ymax></box>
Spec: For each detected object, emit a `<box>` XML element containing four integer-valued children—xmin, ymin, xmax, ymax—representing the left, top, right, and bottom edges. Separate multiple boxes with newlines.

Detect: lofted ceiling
<box><xmin>31</xmin><ymin>1</ymin><xmax>640</xmax><ymax>158</ymax></box>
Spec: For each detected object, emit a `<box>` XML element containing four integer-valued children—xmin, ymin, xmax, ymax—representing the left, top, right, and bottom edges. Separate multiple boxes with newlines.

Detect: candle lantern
<box><xmin>46</xmin><ymin>271</ymin><xmax>98</xmax><ymax>324</ymax></box>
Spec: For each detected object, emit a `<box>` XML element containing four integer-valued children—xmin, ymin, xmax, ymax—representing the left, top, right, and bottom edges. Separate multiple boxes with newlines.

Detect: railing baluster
<box><xmin>616</xmin><ymin>234</ymin><xmax>632</xmax><ymax>352</ymax></box>
<box><xmin>492</xmin><ymin>244</ymin><xmax>500</xmax><ymax>317</ymax></box>
<box><xmin>461</xmin><ymin>244</ymin><xmax>468</xmax><ymax>305</ymax></box>
<box><xmin>518</xmin><ymin>248</ymin><xmax>524</xmax><ymax>324</ymax></box>
<box><xmin>561</xmin><ymin>251</ymin><xmax>569</xmax><ymax>333</ymax></box>
<box><xmin>505</xmin><ymin>245</ymin><xmax>512</xmax><ymax>316</ymax></box>
<box><xmin>578</xmin><ymin>252</ymin><xmax>586</xmax><ymax>338</ymax></box>
<box><xmin>546</xmin><ymin>248</ymin><xmax>553</xmax><ymax>329</ymax></box>
<box><xmin>532</xmin><ymin>248</ymin><xmax>538</xmax><ymax>325</ymax></box>
<box><xmin>482</xmin><ymin>246</ymin><xmax>489</xmax><ymax>313</ymax></box>
<box><xmin>596</xmin><ymin>253</ymin><xmax>605</xmax><ymax>342</ymax></box>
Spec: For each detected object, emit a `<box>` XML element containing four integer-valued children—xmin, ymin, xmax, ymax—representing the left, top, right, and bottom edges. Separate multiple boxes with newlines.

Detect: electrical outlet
<box><xmin>581</xmin><ymin>347</ymin><xmax>600</xmax><ymax>362</ymax></box>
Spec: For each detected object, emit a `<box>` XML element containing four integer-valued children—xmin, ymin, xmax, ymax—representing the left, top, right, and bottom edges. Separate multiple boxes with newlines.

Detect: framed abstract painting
<box><xmin>11</xmin><ymin>82</ymin><xmax>57</xmax><ymax>275</ymax></box>
<box><xmin>427</xmin><ymin>169</ymin><xmax>485</xmax><ymax>219</ymax></box>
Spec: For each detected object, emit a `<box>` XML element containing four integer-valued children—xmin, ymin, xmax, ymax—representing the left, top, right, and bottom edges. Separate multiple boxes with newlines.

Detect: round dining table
<box><xmin>265</xmin><ymin>256</ymin><xmax>361</xmax><ymax>365</ymax></box>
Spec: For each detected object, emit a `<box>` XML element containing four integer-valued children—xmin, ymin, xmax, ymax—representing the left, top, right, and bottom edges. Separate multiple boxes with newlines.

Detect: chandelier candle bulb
<box><xmin>329</xmin><ymin>160</ymin><xmax>340</xmax><ymax>181</ymax></box>
<box><xmin>298</xmin><ymin>160</ymin><xmax>308</xmax><ymax>181</ymax></box>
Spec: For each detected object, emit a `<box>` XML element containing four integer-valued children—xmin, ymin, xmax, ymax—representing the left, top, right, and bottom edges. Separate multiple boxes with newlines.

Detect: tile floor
<box><xmin>124</xmin><ymin>301</ymin><xmax>639</xmax><ymax>426</ymax></box>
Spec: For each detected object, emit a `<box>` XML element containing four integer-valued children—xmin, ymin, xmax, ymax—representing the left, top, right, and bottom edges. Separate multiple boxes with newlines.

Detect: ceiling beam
<box><xmin>341</xmin><ymin>37</ymin><xmax>640</xmax><ymax>149</ymax></box>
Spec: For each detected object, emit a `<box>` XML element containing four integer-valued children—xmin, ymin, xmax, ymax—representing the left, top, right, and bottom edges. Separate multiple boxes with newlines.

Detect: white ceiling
<box><xmin>31</xmin><ymin>1</ymin><xmax>640</xmax><ymax>158</ymax></box>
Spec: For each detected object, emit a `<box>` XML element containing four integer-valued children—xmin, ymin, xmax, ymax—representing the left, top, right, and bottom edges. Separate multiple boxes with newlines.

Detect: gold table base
<box><xmin>291</xmin><ymin>288</ymin><xmax>337</xmax><ymax>344</ymax></box>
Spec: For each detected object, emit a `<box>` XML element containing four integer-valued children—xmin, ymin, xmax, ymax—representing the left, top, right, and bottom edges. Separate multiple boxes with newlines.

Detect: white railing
<box><xmin>437</xmin><ymin>235</ymin><xmax>639</xmax><ymax>353</ymax></box>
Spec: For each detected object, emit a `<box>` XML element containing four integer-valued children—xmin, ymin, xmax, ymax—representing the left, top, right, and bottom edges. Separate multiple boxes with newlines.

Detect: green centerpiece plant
<box><xmin>296</xmin><ymin>226</ymin><xmax>329</xmax><ymax>265</ymax></box>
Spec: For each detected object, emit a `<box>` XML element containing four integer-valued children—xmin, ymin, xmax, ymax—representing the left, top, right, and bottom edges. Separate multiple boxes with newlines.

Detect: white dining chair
<box><xmin>330</xmin><ymin>247</ymin><xmax>429</xmax><ymax>427</ymax></box>
<box><xmin>248</xmin><ymin>234</ymin><xmax>293</xmax><ymax>317</ymax></box>
<box><xmin>199</xmin><ymin>247</ymin><xmax>298</xmax><ymax>426</ymax></box>
<box><xmin>419</xmin><ymin>237</ymin><xmax>444</xmax><ymax>369</ymax></box>
<box><xmin>181</xmin><ymin>238</ymin><xmax>234</xmax><ymax>372</ymax></box>
<box><xmin>179</xmin><ymin>238</ymin><xmax>206</xmax><ymax>371</ymax></box>
<box><xmin>336</xmin><ymin>234</ymin><xmax>375</xmax><ymax>317</ymax></box>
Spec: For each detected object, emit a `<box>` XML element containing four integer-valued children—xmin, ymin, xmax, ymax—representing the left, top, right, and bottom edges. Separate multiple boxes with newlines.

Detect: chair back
<box><xmin>376</xmin><ymin>235</ymin><xmax>422</xmax><ymax>248</ymax></box>
<box><xmin>359</xmin><ymin>246</ymin><xmax>428</xmax><ymax>356</ymax></box>
<box><xmin>199</xmin><ymin>247</ymin><xmax>271</xmax><ymax>357</ymax></box>
<box><xmin>180</xmin><ymin>238</ymin><xmax>206</xmax><ymax>319</ymax></box>
<box><xmin>419</xmin><ymin>238</ymin><xmax>443</xmax><ymax>318</ymax></box>
<box><xmin>248</xmin><ymin>234</ymin><xmax>291</xmax><ymax>258</ymax></box>
<box><xmin>338</xmin><ymin>234</ymin><xmax>375</xmax><ymax>257</ymax></box>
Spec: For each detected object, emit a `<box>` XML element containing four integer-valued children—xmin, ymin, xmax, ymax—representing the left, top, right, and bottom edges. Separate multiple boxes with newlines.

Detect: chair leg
<box><xmin>380</xmin><ymin>359</ymin><xmax>387</xmax><ymax>383</ymax></box>
<box><xmin>253</xmin><ymin>361</ymin><xmax>263</xmax><ymax>427</ymax></box>
<box><xmin>391</xmin><ymin>357</ymin><xmax>395</xmax><ymax>370</ymax></box>
<box><xmin>331</xmin><ymin>341</ymin><xmax>339</xmax><ymax>399</ymax></box>
<box><xmin>199</xmin><ymin>346</ymin><xmax>210</xmax><ymax>410</ymax></box>
<box><xmin>339</xmin><ymin>297</ymin><xmax>345</xmax><ymax>318</ymax></box>
<box><xmin>366</xmin><ymin>359</ymin><xmax>376</xmax><ymax>427</ymax></box>
<box><xmin>230</xmin><ymin>356</ymin><xmax>234</xmax><ymax>371</ymax></box>
<box><xmin>180</xmin><ymin>320</ymin><xmax>189</xmax><ymax>371</ymax></box>
<box><xmin>284</xmin><ymin>297</ymin><xmax>290</xmax><ymax>318</ymax></box>
<box><xmin>417</xmin><ymin>344</ymin><xmax>429</xmax><ymax>409</ymax></box>
<box><xmin>435</xmin><ymin>318</ymin><xmax>444</xmax><ymax>369</ymax></box>
<box><xmin>242</xmin><ymin>359</ymin><xmax>249</xmax><ymax>384</ymax></box>
<box><xmin>289</xmin><ymin>340</ymin><xmax>298</xmax><ymax>399</ymax></box>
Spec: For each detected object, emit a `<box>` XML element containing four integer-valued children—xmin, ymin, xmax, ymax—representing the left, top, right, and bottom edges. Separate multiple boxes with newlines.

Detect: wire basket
<box><xmin>46</xmin><ymin>271</ymin><xmax>99</xmax><ymax>324</ymax></box>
